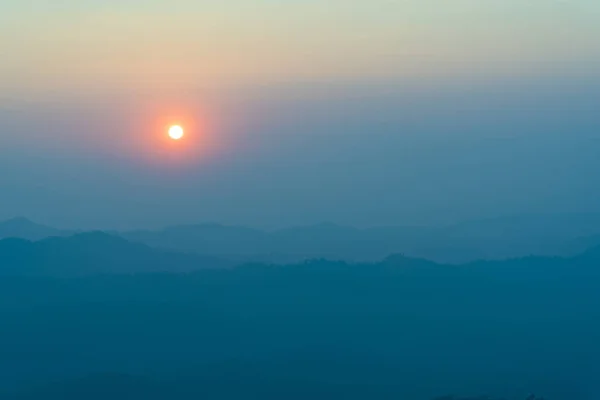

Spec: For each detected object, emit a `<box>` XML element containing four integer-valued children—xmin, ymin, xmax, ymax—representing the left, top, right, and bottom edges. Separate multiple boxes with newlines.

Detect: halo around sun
<box><xmin>168</xmin><ymin>125</ymin><xmax>184</xmax><ymax>140</ymax></box>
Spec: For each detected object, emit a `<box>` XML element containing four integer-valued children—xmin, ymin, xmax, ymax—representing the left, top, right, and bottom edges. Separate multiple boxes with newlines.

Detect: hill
<box><xmin>5</xmin><ymin>213</ymin><xmax>600</xmax><ymax>263</ymax></box>
<box><xmin>1</xmin><ymin>249</ymin><xmax>598</xmax><ymax>398</ymax></box>
<box><xmin>120</xmin><ymin>214</ymin><xmax>600</xmax><ymax>263</ymax></box>
<box><xmin>0</xmin><ymin>232</ymin><xmax>232</xmax><ymax>276</ymax></box>
<box><xmin>0</xmin><ymin>217</ymin><xmax>71</xmax><ymax>241</ymax></box>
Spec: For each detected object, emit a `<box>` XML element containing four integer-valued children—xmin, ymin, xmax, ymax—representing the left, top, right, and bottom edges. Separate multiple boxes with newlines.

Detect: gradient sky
<box><xmin>2</xmin><ymin>0</ymin><xmax>600</xmax><ymax>94</ymax></box>
<box><xmin>1</xmin><ymin>1</ymin><xmax>600</xmax><ymax>229</ymax></box>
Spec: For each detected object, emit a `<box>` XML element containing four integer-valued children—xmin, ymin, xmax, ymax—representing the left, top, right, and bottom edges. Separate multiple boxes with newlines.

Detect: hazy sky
<box><xmin>2</xmin><ymin>0</ymin><xmax>600</xmax><ymax>94</ymax></box>
<box><xmin>1</xmin><ymin>1</ymin><xmax>599</xmax><ymax>229</ymax></box>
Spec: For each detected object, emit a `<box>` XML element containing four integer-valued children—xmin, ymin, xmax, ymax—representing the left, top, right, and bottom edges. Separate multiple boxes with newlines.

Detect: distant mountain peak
<box><xmin>40</xmin><ymin>231</ymin><xmax>142</xmax><ymax>250</ymax></box>
<box><xmin>0</xmin><ymin>217</ymin><xmax>68</xmax><ymax>241</ymax></box>
<box><xmin>1</xmin><ymin>216</ymin><xmax>37</xmax><ymax>226</ymax></box>
<box><xmin>0</xmin><ymin>231</ymin><xmax>232</xmax><ymax>276</ymax></box>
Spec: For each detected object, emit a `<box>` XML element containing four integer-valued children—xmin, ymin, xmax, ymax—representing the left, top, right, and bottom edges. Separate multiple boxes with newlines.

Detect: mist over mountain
<box><xmin>0</xmin><ymin>217</ymin><xmax>71</xmax><ymax>241</ymax></box>
<box><xmin>4</xmin><ymin>212</ymin><xmax>596</xmax><ymax>263</ymax></box>
<box><xmin>117</xmin><ymin>213</ymin><xmax>600</xmax><ymax>263</ymax></box>
<box><xmin>2</xmin><ymin>216</ymin><xmax>600</xmax><ymax>398</ymax></box>
<box><xmin>1</xmin><ymin>235</ymin><xmax>600</xmax><ymax>399</ymax></box>
<box><xmin>0</xmin><ymin>231</ymin><xmax>231</xmax><ymax>276</ymax></box>
<box><xmin>0</xmin><ymin>250</ymin><xmax>600</xmax><ymax>400</ymax></box>
<box><xmin>3</xmin><ymin>0</ymin><xmax>599</xmax><ymax>396</ymax></box>
<box><xmin>3</xmin><ymin>213</ymin><xmax>600</xmax><ymax>264</ymax></box>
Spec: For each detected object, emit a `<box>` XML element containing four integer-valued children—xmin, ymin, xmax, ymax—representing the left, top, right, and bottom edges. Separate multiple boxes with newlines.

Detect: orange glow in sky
<box><xmin>140</xmin><ymin>105</ymin><xmax>218</xmax><ymax>167</ymax></box>
<box><xmin>92</xmin><ymin>96</ymin><xmax>233</xmax><ymax>170</ymax></box>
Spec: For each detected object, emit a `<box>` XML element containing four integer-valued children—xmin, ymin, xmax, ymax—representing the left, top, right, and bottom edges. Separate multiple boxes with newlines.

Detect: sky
<box><xmin>1</xmin><ymin>0</ymin><xmax>600</xmax><ymax>229</ymax></box>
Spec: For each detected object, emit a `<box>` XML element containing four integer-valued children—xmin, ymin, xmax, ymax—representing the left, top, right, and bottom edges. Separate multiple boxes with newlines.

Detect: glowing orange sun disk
<box><xmin>168</xmin><ymin>125</ymin><xmax>184</xmax><ymax>140</ymax></box>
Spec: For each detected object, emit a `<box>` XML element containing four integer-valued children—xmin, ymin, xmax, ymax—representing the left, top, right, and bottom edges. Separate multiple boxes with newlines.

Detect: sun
<box><xmin>168</xmin><ymin>125</ymin><xmax>184</xmax><ymax>140</ymax></box>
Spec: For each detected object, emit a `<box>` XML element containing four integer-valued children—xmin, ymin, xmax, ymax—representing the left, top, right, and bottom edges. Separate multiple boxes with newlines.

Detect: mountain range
<box><xmin>0</xmin><ymin>231</ymin><xmax>232</xmax><ymax>276</ymax></box>
<box><xmin>3</xmin><ymin>214</ymin><xmax>600</xmax><ymax>264</ymax></box>
<box><xmin>1</xmin><ymin>216</ymin><xmax>600</xmax><ymax>397</ymax></box>
<box><xmin>0</xmin><ymin>217</ymin><xmax>72</xmax><ymax>241</ymax></box>
<box><xmin>1</xmin><ymin>244</ymin><xmax>598</xmax><ymax>398</ymax></box>
<box><xmin>2</xmin><ymin>224</ymin><xmax>600</xmax><ymax>277</ymax></box>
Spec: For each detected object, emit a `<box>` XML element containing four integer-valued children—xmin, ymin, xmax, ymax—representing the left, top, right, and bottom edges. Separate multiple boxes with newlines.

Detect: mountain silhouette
<box><xmin>0</xmin><ymin>232</ymin><xmax>232</xmax><ymax>276</ymax></box>
<box><xmin>5</xmin><ymin>213</ymin><xmax>600</xmax><ymax>263</ymax></box>
<box><xmin>0</xmin><ymin>217</ymin><xmax>70</xmax><ymax>241</ymax></box>
<box><xmin>121</xmin><ymin>214</ymin><xmax>600</xmax><ymax>263</ymax></box>
<box><xmin>1</xmin><ymin>250</ymin><xmax>592</xmax><ymax>399</ymax></box>
<box><xmin>121</xmin><ymin>222</ymin><xmax>432</xmax><ymax>262</ymax></box>
<box><xmin>123</xmin><ymin>223</ymin><xmax>270</xmax><ymax>256</ymax></box>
